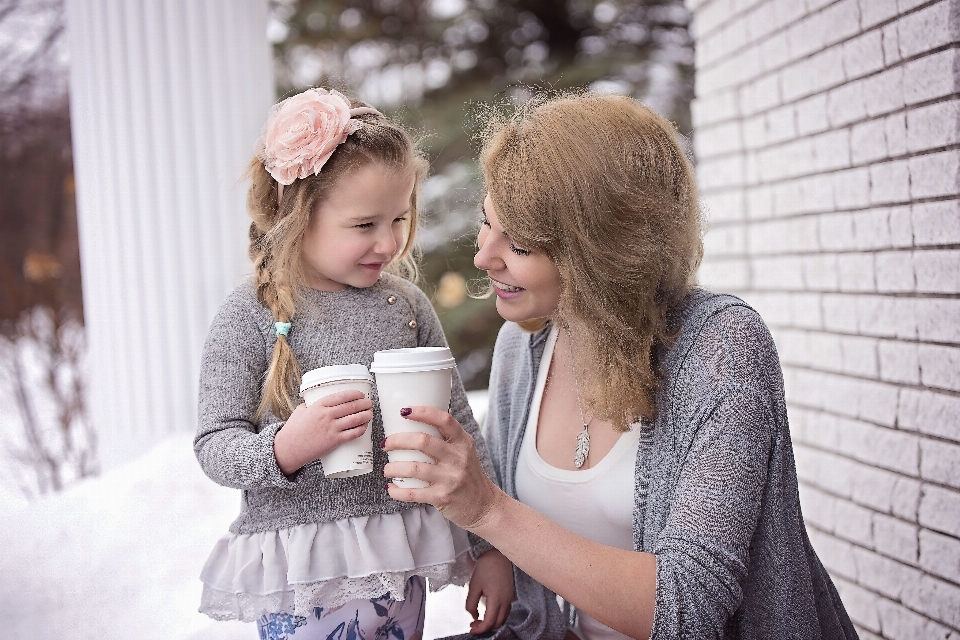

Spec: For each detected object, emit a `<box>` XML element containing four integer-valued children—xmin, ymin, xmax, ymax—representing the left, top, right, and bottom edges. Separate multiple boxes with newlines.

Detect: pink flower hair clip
<box><xmin>255</xmin><ymin>88</ymin><xmax>381</xmax><ymax>201</ymax></box>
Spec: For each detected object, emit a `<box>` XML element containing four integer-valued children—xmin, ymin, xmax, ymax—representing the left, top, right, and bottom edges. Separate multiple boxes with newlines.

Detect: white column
<box><xmin>66</xmin><ymin>0</ymin><xmax>274</xmax><ymax>468</ymax></box>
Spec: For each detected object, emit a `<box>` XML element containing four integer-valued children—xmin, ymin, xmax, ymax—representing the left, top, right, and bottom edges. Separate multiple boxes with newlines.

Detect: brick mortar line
<box><xmin>789</xmin><ymin>404</ymin><xmax>960</xmax><ymax>449</ymax></box>
<box><xmin>782</xmin><ymin>365</ymin><xmax>960</xmax><ymax>397</ymax></box>
<box><xmin>701</xmin><ymin>243</ymin><xmax>960</xmax><ymax>256</ymax></box>
<box><xmin>700</xmin><ymin>199</ymin><xmax>960</xmax><ymax>223</ymax></box>
<box><xmin>695</xmin><ymin>138</ymin><xmax>960</xmax><ymax>175</ymax></box>
<box><xmin>698</xmin><ymin>191</ymin><xmax>960</xmax><ymax>211</ymax></box>
<box><xmin>694</xmin><ymin>2</ymin><xmax>955</xmax><ymax>89</ymax></box>
<box><xmin>697</xmin><ymin>175</ymin><xmax>960</xmax><ymax>198</ymax></box>
<box><xmin>694</xmin><ymin>116</ymin><xmax>960</xmax><ymax>166</ymax></box>
<box><xmin>776</xmin><ymin>330</ymin><xmax>960</xmax><ymax>348</ymax></box>
<box><xmin>785</xmin><ymin>408</ymin><xmax>960</xmax><ymax>448</ymax></box>
<box><xmin>772</xmin><ymin>328</ymin><xmax>960</xmax><ymax>350</ymax></box>
<box><xmin>696</xmin><ymin>278</ymin><xmax>960</xmax><ymax>298</ymax></box>
<box><xmin>702</xmin><ymin>194</ymin><xmax>960</xmax><ymax>226</ymax></box>
<box><xmin>765</xmin><ymin>289</ymin><xmax>960</xmax><ymax>302</ymax></box>
<box><xmin>743</xmin><ymin>289</ymin><xmax>960</xmax><ymax>301</ymax></box>
<box><xmin>692</xmin><ymin>89</ymin><xmax>960</xmax><ymax>134</ymax></box>
<box><xmin>695</xmin><ymin>285</ymin><xmax>959</xmax><ymax>300</ymax></box>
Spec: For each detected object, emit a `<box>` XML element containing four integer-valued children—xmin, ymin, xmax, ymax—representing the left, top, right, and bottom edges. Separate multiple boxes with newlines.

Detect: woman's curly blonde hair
<box><xmin>478</xmin><ymin>91</ymin><xmax>704</xmax><ymax>430</ymax></box>
<box><xmin>248</xmin><ymin>96</ymin><xmax>427</xmax><ymax>421</ymax></box>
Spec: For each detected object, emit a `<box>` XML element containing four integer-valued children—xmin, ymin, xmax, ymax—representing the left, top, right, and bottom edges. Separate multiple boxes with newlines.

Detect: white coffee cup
<box><xmin>300</xmin><ymin>364</ymin><xmax>374</xmax><ymax>478</ymax></box>
<box><xmin>370</xmin><ymin>347</ymin><xmax>456</xmax><ymax>489</ymax></box>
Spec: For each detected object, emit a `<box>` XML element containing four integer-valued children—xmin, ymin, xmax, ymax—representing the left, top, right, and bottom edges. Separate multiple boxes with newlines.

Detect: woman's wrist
<box><xmin>464</xmin><ymin>485</ymin><xmax>511</xmax><ymax>538</ymax></box>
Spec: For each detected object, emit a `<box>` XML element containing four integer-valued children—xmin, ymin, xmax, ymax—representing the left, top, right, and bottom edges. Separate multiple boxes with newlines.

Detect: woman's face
<box><xmin>474</xmin><ymin>194</ymin><xmax>562</xmax><ymax>322</ymax></box>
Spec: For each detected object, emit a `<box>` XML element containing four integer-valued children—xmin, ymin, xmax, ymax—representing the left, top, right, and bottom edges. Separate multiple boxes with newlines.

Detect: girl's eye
<box><xmin>393</xmin><ymin>216</ymin><xmax>407</xmax><ymax>223</ymax></box>
<box><xmin>355</xmin><ymin>222</ymin><xmax>374</xmax><ymax>229</ymax></box>
<box><xmin>479</xmin><ymin>210</ymin><xmax>491</xmax><ymax>228</ymax></box>
<box><xmin>509</xmin><ymin>244</ymin><xmax>530</xmax><ymax>256</ymax></box>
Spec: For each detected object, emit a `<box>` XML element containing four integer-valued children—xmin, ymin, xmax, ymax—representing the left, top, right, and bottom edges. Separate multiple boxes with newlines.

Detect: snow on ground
<box><xmin>0</xmin><ymin>432</ymin><xmax>479</xmax><ymax>639</ymax></box>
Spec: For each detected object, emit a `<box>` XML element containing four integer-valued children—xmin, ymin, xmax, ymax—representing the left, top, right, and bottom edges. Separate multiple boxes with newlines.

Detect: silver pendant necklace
<box><xmin>574</xmin><ymin>402</ymin><xmax>592</xmax><ymax>469</ymax></box>
<box><xmin>564</xmin><ymin>330</ymin><xmax>592</xmax><ymax>468</ymax></box>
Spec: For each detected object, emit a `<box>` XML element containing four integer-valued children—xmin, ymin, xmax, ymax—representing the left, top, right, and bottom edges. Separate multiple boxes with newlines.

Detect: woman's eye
<box><xmin>509</xmin><ymin>243</ymin><xmax>530</xmax><ymax>256</ymax></box>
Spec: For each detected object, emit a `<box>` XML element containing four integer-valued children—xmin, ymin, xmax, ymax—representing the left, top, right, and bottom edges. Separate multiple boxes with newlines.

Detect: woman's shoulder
<box><xmin>668</xmin><ymin>288</ymin><xmax>780</xmax><ymax>395</ymax></box>
<box><xmin>490</xmin><ymin>321</ymin><xmax>547</xmax><ymax>377</ymax></box>
<box><xmin>493</xmin><ymin>320</ymin><xmax>543</xmax><ymax>352</ymax></box>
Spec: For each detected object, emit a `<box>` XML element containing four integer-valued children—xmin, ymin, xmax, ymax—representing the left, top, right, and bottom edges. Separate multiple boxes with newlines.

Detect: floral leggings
<box><xmin>256</xmin><ymin>576</ymin><xmax>425</xmax><ymax>640</ymax></box>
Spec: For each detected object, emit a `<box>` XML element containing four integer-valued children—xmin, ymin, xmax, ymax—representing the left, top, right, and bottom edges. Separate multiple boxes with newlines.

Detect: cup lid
<box><xmin>369</xmin><ymin>347</ymin><xmax>456</xmax><ymax>373</ymax></box>
<box><xmin>300</xmin><ymin>364</ymin><xmax>373</xmax><ymax>394</ymax></box>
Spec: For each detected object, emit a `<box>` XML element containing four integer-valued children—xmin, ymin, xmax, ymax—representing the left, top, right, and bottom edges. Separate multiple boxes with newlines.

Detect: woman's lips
<box><xmin>490</xmin><ymin>277</ymin><xmax>524</xmax><ymax>299</ymax></box>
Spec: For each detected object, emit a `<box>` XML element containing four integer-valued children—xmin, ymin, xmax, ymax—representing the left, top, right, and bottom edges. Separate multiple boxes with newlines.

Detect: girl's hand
<box><xmin>466</xmin><ymin>549</ymin><xmax>514</xmax><ymax>634</ymax></box>
<box><xmin>383</xmin><ymin>406</ymin><xmax>505</xmax><ymax>530</ymax></box>
<box><xmin>273</xmin><ymin>390</ymin><xmax>373</xmax><ymax>475</ymax></box>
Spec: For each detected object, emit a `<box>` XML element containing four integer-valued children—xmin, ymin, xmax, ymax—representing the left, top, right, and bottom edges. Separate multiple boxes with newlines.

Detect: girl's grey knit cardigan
<box><xmin>194</xmin><ymin>274</ymin><xmax>494</xmax><ymax>558</ymax></box>
<box><xmin>476</xmin><ymin>289</ymin><xmax>857</xmax><ymax>640</ymax></box>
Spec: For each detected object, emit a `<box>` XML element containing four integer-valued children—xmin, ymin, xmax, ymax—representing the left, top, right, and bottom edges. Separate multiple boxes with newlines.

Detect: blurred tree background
<box><xmin>0</xmin><ymin>0</ymin><xmax>95</xmax><ymax>497</ymax></box>
<box><xmin>267</xmin><ymin>0</ymin><xmax>694</xmax><ymax>389</ymax></box>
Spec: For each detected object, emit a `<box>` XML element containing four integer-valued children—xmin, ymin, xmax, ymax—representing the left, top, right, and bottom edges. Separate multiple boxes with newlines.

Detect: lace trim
<box><xmin>199</xmin><ymin>553</ymin><xmax>471</xmax><ymax>622</ymax></box>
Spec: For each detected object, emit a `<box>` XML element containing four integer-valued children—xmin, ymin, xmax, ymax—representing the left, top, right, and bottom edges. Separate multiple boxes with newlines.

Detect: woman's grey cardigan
<box><xmin>480</xmin><ymin>289</ymin><xmax>857</xmax><ymax>640</ymax></box>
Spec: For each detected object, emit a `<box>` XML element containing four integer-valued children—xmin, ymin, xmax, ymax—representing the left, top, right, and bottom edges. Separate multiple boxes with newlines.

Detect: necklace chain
<box><xmin>564</xmin><ymin>330</ymin><xmax>592</xmax><ymax>469</ymax></box>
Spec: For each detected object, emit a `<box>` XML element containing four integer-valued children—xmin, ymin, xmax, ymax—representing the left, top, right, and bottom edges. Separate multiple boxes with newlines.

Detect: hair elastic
<box><xmin>275</xmin><ymin>322</ymin><xmax>291</xmax><ymax>338</ymax></box>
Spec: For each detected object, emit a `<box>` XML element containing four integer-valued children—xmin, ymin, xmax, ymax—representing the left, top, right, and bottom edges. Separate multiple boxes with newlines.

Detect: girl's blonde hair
<box><xmin>249</xmin><ymin>96</ymin><xmax>428</xmax><ymax>420</ymax></box>
<box><xmin>478</xmin><ymin>92</ymin><xmax>703</xmax><ymax>430</ymax></box>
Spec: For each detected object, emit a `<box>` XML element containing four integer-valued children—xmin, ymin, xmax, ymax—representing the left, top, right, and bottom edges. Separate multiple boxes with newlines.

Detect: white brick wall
<box><xmin>686</xmin><ymin>0</ymin><xmax>960</xmax><ymax>636</ymax></box>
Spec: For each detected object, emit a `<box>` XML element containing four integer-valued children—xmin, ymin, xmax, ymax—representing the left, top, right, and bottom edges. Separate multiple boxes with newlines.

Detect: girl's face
<box><xmin>301</xmin><ymin>162</ymin><xmax>415</xmax><ymax>291</ymax></box>
<box><xmin>474</xmin><ymin>194</ymin><xmax>562</xmax><ymax>322</ymax></box>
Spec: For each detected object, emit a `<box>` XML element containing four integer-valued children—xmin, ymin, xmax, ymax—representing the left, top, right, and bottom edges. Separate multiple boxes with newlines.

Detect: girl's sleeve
<box><xmin>413</xmin><ymin>286</ymin><xmax>497</xmax><ymax>559</ymax></box>
<box><xmin>193</xmin><ymin>293</ymin><xmax>295</xmax><ymax>491</ymax></box>
<box><xmin>650</xmin><ymin>308</ymin><xmax>776</xmax><ymax>639</ymax></box>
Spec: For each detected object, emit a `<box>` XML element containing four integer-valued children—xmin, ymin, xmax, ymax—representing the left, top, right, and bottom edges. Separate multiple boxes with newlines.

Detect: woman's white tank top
<box><xmin>514</xmin><ymin>326</ymin><xmax>641</xmax><ymax>640</ymax></box>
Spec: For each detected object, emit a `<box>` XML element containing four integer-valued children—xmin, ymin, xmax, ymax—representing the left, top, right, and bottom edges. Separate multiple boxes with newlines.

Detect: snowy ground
<box><xmin>0</xmin><ymin>429</ymin><xmax>484</xmax><ymax>639</ymax></box>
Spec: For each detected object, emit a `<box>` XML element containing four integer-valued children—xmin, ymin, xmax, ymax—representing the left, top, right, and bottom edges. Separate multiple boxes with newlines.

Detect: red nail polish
<box><xmin>400</xmin><ymin>407</ymin><xmax>412</xmax><ymax>416</ymax></box>
<box><xmin>379</xmin><ymin>439</ymin><xmax>386</xmax><ymax>448</ymax></box>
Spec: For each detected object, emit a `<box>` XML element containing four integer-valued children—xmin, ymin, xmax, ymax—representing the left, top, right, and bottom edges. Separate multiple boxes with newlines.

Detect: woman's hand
<box><xmin>383</xmin><ymin>405</ymin><xmax>505</xmax><ymax>530</ymax></box>
<box><xmin>466</xmin><ymin>549</ymin><xmax>514</xmax><ymax>634</ymax></box>
<box><xmin>273</xmin><ymin>390</ymin><xmax>373</xmax><ymax>475</ymax></box>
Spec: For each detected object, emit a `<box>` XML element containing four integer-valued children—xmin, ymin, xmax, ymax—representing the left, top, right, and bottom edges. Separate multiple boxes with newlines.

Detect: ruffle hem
<box><xmin>198</xmin><ymin>506</ymin><xmax>472</xmax><ymax>621</ymax></box>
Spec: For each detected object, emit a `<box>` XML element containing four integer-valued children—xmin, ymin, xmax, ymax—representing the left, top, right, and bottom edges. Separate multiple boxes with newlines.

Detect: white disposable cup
<box><xmin>300</xmin><ymin>364</ymin><xmax>374</xmax><ymax>479</ymax></box>
<box><xmin>370</xmin><ymin>347</ymin><xmax>456</xmax><ymax>489</ymax></box>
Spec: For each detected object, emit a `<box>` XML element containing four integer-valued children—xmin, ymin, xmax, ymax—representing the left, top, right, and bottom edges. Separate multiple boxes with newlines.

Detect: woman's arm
<box><xmin>384</xmin><ymin>406</ymin><xmax>657</xmax><ymax>640</ymax></box>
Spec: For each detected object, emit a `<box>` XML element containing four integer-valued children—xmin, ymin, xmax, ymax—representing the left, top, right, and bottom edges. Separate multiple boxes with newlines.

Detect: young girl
<box><xmin>194</xmin><ymin>88</ymin><xmax>514</xmax><ymax>639</ymax></box>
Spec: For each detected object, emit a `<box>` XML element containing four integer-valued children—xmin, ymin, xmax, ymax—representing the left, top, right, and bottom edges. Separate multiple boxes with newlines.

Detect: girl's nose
<box><xmin>376</xmin><ymin>227</ymin><xmax>399</xmax><ymax>257</ymax></box>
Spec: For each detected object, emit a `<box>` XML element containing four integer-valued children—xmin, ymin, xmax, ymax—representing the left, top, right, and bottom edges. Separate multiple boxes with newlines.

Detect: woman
<box><xmin>383</xmin><ymin>93</ymin><xmax>857</xmax><ymax>639</ymax></box>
